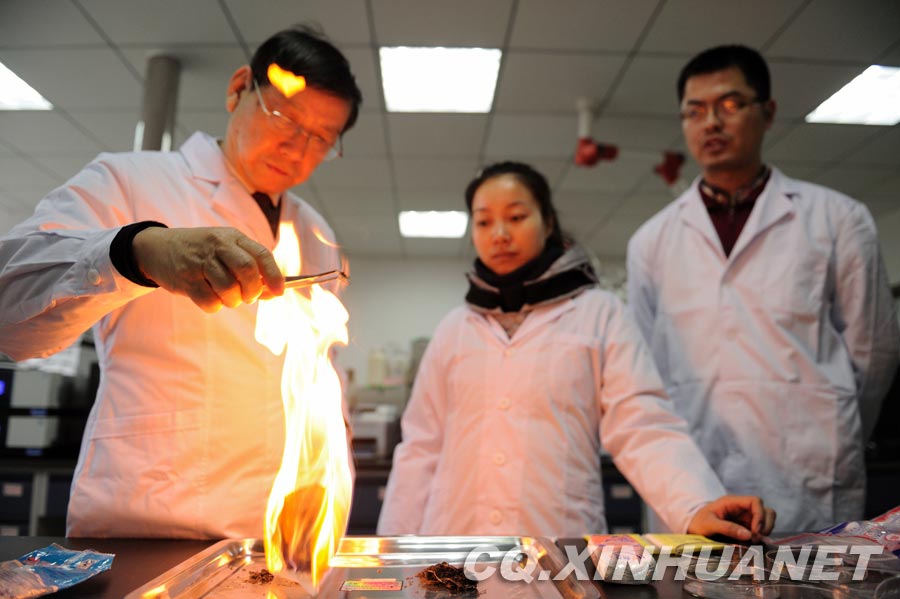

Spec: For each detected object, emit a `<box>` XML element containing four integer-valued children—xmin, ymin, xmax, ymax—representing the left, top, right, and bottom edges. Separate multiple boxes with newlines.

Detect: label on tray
<box><xmin>340</xmin><ymin>578</ymin><xmax>403</xmax><ymax>591</ymax></box>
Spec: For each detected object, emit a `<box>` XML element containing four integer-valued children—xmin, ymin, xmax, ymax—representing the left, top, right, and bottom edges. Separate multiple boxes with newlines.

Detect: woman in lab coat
<box><xmin>377</xmin><ymin>161</ymin><xmax>775</xmax><ymax>539</ymax></box>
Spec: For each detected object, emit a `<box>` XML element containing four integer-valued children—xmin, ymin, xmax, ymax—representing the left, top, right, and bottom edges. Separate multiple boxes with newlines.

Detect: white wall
<box><xmin>336</xmin><ymin>257</ymin><xmax>471</xmax><ymax>384</ymax></box>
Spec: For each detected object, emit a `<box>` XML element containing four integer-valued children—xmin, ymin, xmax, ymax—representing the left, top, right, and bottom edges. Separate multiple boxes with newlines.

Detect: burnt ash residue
<box><xmin>247</xmin><ymin>568</ymin><xmax>275</xmax><ymax>584</ymax></box>
<box><xmin>415</xmin><ymin>561</ymin><xmax>479</xmax><ymax>596</ymax></box>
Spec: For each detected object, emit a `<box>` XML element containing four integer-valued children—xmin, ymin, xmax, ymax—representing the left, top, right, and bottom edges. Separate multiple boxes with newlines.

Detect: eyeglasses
<box><xmin>252</xmin><ymin>80</ymin><xmax>342</xmax><ymax>161</ymax></box>
<box><xmin>680</xmin><ymin>95</ymin><xmax>763</xmax><ymax>123</ymax></box>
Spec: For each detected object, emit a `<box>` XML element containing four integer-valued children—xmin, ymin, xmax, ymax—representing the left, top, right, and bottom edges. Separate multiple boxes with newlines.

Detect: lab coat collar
<box><xmin>467</xmin><ymin>295</ymin><xmax>577</xmax><ymax>346</ymax></box>
<box><xmin>677</xmin><ymin>166</ymin><xmax>796</xmax><ymax>263</ymax></box>
<box><xmin>726</xmin><ymin>166</ymin><xmax>795</xmax><ymax>262</ymax></box>
<box><xmin>677</xmin><ymin>176</ymin><xmax>726</xmax><ymax>258</ymax></box>
<box><xmin>180</xmin><ymin>131</ymin><xmax>276</xmax><ymax>245</ymax></box>
<box><xmin>180</xmin><ymin>132</ymin><xmax>229</xmax><ymax>183</ymax></box>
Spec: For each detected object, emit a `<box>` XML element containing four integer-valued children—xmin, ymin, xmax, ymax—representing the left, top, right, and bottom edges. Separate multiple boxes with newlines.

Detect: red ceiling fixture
<box><xmin>574</xmin><ymin>98</ymin><xmax>619</xmax><ymax>167</ymax></box>
<box><xmin>654</xmin><ymin>151</ymin><xmax>685</xmax><ymax>186</ymax></box>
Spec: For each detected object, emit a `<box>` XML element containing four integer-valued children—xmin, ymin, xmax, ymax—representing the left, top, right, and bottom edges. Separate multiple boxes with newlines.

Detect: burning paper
<box><xmin>268</xmin><ymin>63</ymin><xmax>307</xmax><ymax>98</ymax></box>
<box><xmin>255</xmin><ymin>223</ymin><xmax>351</xmax><ymax>595</ymax></box>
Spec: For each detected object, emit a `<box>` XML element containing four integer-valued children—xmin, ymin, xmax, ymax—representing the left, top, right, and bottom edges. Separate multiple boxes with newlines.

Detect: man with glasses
<box><xmin>0</xmin><ymin>26</ymin><xmax>362</xmax><ymax>538</ymax></box>
<box><xmin>627</xmin><ymin>45</ymin><xmax>898</xmax><ymax>532</ymax></box>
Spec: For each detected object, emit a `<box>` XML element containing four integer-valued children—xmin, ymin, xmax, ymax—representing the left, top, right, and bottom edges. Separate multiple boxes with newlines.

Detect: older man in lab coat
<box><xmin>0</xmin><ymin>26</ymin><xmax>361</xmax><ymax>538</ymax></box>
<box><xmin>627</xmin><ymin>45</ymin><xmax>899</xmax><ymax>532</ymax></box>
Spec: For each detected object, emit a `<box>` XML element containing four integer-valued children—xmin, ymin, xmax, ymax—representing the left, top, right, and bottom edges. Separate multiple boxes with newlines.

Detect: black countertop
<box><xmin>1</xmin><ymin>536</ymin><xmax>694</xmax><ymax>598</ymax></box>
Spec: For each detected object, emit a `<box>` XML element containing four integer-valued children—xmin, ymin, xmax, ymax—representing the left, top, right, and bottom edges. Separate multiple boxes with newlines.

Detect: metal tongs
<box><xmin>283</xmin><ymin>269</ymin><xmax>349</xmax><ymax>289</ymax></box>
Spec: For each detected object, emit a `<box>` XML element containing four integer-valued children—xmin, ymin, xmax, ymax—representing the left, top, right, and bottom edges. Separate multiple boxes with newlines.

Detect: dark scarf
<box><xmin>465</xmin><ymin>244</ymin><xmax>597</xmax><ymax>313</ymax></box>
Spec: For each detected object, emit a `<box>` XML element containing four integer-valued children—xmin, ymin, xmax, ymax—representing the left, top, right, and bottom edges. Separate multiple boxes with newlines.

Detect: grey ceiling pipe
<box><xmin>134</xmin><ymin>54</ymin><xmax>181</xmax><ymax>152</ymax></box>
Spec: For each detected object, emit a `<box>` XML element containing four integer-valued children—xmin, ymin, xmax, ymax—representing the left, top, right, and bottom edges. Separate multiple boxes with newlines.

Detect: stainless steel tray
<box><xmin>126</xmin><ymin>536</ymin><xmax>600</xmax><ymax>599</ymax></box>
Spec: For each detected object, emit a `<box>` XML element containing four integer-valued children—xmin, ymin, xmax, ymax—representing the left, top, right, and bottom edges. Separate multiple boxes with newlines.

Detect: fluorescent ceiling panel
<box><xmin>399</xmin><ymin>211</ymin><xmax>469</xmax><ymax>238</ymax></box>
<box><xmin>0</xmin><ymin>62</ymin><xmax>53</xmax><ymax>110</ymax></box>
<box><xmin>380</xmin><ymin>46</ymin><xmax>501</xmax><ymax>113</ymax></box>
<box><xmin>806</xmin><ymin>65</ymin><xmax>900</xmax><ymax>126</ymax></box>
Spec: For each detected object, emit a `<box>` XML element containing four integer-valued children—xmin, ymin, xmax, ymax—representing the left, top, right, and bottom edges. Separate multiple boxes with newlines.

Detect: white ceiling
<box><xmin>1</xmin><ymin>0</ymin><xmax>898</xmax><ymax>264</ymax></box>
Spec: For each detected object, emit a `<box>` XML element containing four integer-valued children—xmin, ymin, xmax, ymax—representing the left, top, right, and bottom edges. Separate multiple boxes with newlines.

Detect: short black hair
<box><xmin>677</xmin><ymin>45</ymin><xmax>771</xmax><ymax>103</ymax></box>
<box><xmin>464</xmin><ymin>161</ymin><xmax>565</xmax><ymax>249</ymax></box>
<box><xmin>251</xmin><ymin>24</ymin><xmax>363</xmax><ymax>133</ymax></box>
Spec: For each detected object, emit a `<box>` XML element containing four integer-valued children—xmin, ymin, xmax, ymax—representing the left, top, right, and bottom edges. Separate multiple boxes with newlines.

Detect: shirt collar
<box><xmin>699</xmin><ymin>165</ymin><xmax>771</xmax><ymax>211</ymax></box>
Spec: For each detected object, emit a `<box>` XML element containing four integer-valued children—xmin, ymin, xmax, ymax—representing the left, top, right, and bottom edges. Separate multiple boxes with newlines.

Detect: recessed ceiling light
<box><xmin>0</xmin><ymin>61</ymin><xmax>53</xmax><ymax>110</ymax></box>
<box><xmin>380</xmin><ymin>46</ymin><xmax>501</xmax><ymax>113</ymax></box>
<box><xmin>399</xmin><ymin>211</ymin><xmax>469</xmax><ymax>238</ymax></box>
<box><xmin>805</xmin><ymin>65</ymin><xmax>900</xmax><ymax>126</ymax></box>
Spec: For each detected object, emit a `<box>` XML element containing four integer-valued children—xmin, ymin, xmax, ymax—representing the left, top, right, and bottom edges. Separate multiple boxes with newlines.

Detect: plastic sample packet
<box><xmin>0</xmin><ymin>543</ymin><xmax>114</xmax><ymax>599</ymax></box>
<box><xmin>771</xmin><ymin>506</ymin><xmax>900</xmax><ymax>572</ymax></box>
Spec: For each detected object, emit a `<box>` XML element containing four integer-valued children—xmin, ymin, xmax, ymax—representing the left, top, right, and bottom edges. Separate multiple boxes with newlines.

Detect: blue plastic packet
<box><xmin>0</xmin><ymin>543</ymin><xmax>114</xmax><ymax>598</ymax></box>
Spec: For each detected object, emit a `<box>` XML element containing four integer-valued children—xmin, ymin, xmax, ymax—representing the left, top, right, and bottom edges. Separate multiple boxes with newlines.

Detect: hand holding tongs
<box><xmin>283</xmin><ymin>269</ymin><xmax>349</xmax><ymax>289</ymax></box>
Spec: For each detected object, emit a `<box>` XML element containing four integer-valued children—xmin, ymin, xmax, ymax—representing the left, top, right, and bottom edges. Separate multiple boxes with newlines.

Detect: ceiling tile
<box><xmin>31</xmin><ymin>153</ymin><xmax>107</xmax><ymax>183</ymax></box>
<box><xmin>879</xmin><ymin>42</ymin><xmax>900</xmax><ymax>66</ymax></box>
<box><xmin>176</xmin><ymin>110</ymin><xmax>230</xmax><ymax>142</ymax></box>
<box><xmin>559</xmin><ymin>150</ymin><xmax>659</xmax><ymax>193</ymax></box>
<box><xmin>372</xmin><ymin>0</ymin><xmax>513</xmax><ymax>46</ymax></box>
<box><xmin>768</xmin><ymin>61</ymin><xmax>873</xmax><ymax>120</ymax></box>
<box><xmin>120</xmin><ymin>46</ymin><xmax>246</xmax><ymax>111</ymax></box>
<box><xmin>388</xmin><ymin>114</ymin><xmax>486</xmax><ymax>158</ymax></box>
<box><xmin>227</xmin><ymin>0</ymin><xmax>371</xmax><ymax>46</ymax></box>
<box><xmin>339</xmin><ymin>112</ymin><xmax>387</xmax><ymax>159</ymax></box>
<box><xmin>866</xmin><ymin>172</ymin><xmax>900</xmax><ymax>198</ymax></box>
<box><xmin>68</xmin><ymin>110</ymin><xmax>141</xmax><ymax>152</ymax></box>
<box><xmin>333</xmin><ymin>214</ymin><xmax>403</xmax><ymax>256</ymax></box>
<box><xmin>555</xmin><ymin>191</ymin><xmax>621</xmax><ymax>219</ymax></box>
<box><xmin>311</xmin><ymin>157</ymin><xmax>392</xmax><ymax>190</ymax></box>
<box><xmin>766</xmin><ymin>123</ymin><xmax>881</xmax><ymax>164</ymax></box>
<box><xmin>861</xmin><ymin>196</ymin><xmax>898</xmax><ymax>218</ymax></box>
<box><xmin>0</xmin><ymin>48</ymin><xmax>141</xmax><ymax>110</ymax></box>
<box><xmin>842</xmin><ymin>126</ymin><xmax>900</xmax><ymax>167</ymax></box>
<box><xmin>319</xmin><ymin>189</ymin><xmax>393</xmax><ymax>217</ymax></box>
<box><xmin>78</xmin><ymin>0</ymin><xmax>234</xmax><ymax>45</ymax></box>
<box><xmin>396</xmin><ymin>191</ymin><xmax>463</xmax><ymax>211</ymax></box>
<box><xmin>511</xmin><ymin>0</ymin><xmax>657</xmax><ymax>51</ymax></box>
<box><xmin>394</xmin><ymin>158</ymin><xmax>478</xmax><ymax>192</ymax></box>
<box><xmin>494</xmin><ymin>52</ymin><xmax>626</xmax><ymax>113</ymax></box>
<box><xmin>340</xmin><ymin>47</ymin><xmax>383</xmax><ymax>111</ymax></box>
<box><xmin>804</xmin><ymin>166</ymin><xmax>895</xmax><ymax>197</ymax></box>
<box><xmin>403</xmin><ymin>238</ymin><xmax>464</xmax><ymax>258</ymax></box>
<box><xmin>773</xmin><ymin>162</ymin><xmax>823</xmax><ymax>181</ymax></box>
<box><xmin>766</xmin><ymin>0</ymin><xmax>900</xmax><ymax>62</ymax></box>
<box><xmin>591</xmin><ymin>116</ymin><xmax>682</xmax><ymax>151</ymax></box>
<box><xmin>484</xmin><ymin>114</ymin><xmax>576</xmax><ymax>158</ymax></box>
<box><xmin>0</xmin><ymin>112</ymin><xmax>104</xmax><ymax>154</ymax></box>
<box><xmin>641</xmin><ymin>0</ymin><xmax>805</xmax><ymax>54</ymax></box>
<box><xmin>603</xmin><ymin>55</ymin><xmax>689</xmax><ymax>116</ymax></box>
<box><xmin>563</xmin><ymin>214</ymin><xmax>606</xmax><ymax>245</ymax></box>
<box><xmin>0</xmin><ymin>155</ymin><xmax>61</xmax><ymax>193</ymax></box>
<box><xmin>0</xmin><ymin>0</ymin><xmax>103</xmax><ymax>47</ymax></box>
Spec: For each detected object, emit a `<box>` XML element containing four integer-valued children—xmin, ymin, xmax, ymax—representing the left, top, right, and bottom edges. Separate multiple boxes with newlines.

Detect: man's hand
<box><xmin>687</xmin><ymin>495</ymin><xmax>776</xmax><ymax>542</ymax></box>
<box><xmin>133</xmin><ymin>226</ymin><xmax>285</xmax><ymax>312</ymax></box>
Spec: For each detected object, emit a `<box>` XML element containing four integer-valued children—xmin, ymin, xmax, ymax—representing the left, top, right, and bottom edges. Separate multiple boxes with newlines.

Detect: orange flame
<box><xmin>311</xmin><ymin>226</ymin><xmax>340</xmax><ymax>249</ymax></box>
<box><xmin>255</xmin><ymin>223</ymin><xmax>352</xmax><ymax>594</ymax></box>
<box><xmin>268</xmin><ymin>63</ymin><xmax>307</xmax><ymax>98</ymax></box>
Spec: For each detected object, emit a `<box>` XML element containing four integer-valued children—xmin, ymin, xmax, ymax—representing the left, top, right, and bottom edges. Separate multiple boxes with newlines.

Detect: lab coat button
<box><xmin>493</xmin><ymin>452</ymin><xmax>506</xmax><ymax>466</ymax></box>
<box><xmin>498</xmin><ymin>397</ymin><xmax>511</xmax><ymax>410</ymax></box>
<box><xmin>490</xmin><ymin>510</ymin><xmax>502</xmax><ymax>524</ymax></box>
<box><xmin>725</xmin><ymin>329</ymin><xmax>737</xmax><ymax>341</ymax></box>
<box><xmin>87</xmin><ymin>269</ymin><xmax>101</xmax><ymax>286</ymax></box>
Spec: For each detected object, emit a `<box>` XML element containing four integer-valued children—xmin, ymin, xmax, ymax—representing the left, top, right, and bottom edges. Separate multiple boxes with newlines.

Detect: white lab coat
<box><xmin>377</xmin><ymin>288</ymin><xmax>726</xmax><ymax>538</ymax></box>
<box><xmin>0</xmin><ymin>132</ymin><xmax>342</xmax><ymax>538</ymax></box>
<box><xmin>627</xmin><ymin>167</ymin><xmax>899</xmax><ymax>532</ymax></box>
